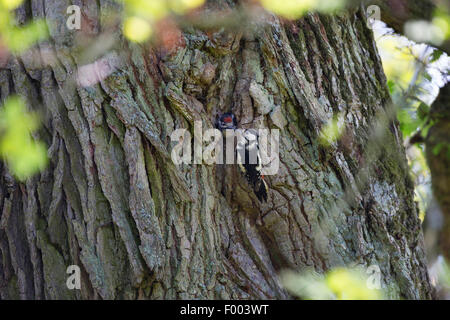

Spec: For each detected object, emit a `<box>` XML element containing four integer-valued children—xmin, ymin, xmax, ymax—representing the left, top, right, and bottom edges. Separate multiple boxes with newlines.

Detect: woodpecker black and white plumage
<box><xmin>216</xmin><ymin>112</ymin><xmax>237</xmax><ymax>131</ymax></box>
<box><xmin>216</xmin><ymin>113</ymin><xmax>269</xmax><ymax>202</ymax></box>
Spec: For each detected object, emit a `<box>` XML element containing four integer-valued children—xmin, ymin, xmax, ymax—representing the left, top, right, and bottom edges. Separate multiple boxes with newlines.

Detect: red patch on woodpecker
<box><xmin>223</xmin><ymin>116</ymin><xmax>232</xmax><ymax>123</ymax></box>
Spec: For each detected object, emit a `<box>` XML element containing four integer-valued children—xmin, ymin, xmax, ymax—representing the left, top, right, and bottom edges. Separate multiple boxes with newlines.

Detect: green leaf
<box><xmin>430</xmin><ymin>49</ymin><xmax>443</xmax><ymax>63</ymax></box>
<box><xmin>0</xmin><ymin>96</ymin><xmax>48</xmax><ymax>180</ymax></box>
<box><xmin>421</xmin><ymin>121</ymin><xmax>434</xmax><ymax>138</ymax></box>
<box><xmin>423</xmin><ymin>72</ymin><xmax>432</xmax><ymax>82</ymax></box>
<box><xmin>387</xmin><ymin>80</ymin><xmax>396</xmax><ymax>95</ymax></box>
<box><xmin>319</xmin><ymin>113</ymin><xmax>346</xmax><ymax>146</ymax></box>
<box><xmin>3</xmin><ymin>19</ymin><xmax>48</xmax><ymax>53</ymax></box>
<box><xmin>417</xmin><ymin>102</ymin><xmax>430</xmax><ymax>121</ymax></box>
<box><xmin>397</xmin><ymin>109</ymin><xmax>421</xmax><ymax>137</ymax></box>
<box><xmin>432</xmin><ymin>143</ymin><xmax>445</xmax><ymax>156</ymax></box>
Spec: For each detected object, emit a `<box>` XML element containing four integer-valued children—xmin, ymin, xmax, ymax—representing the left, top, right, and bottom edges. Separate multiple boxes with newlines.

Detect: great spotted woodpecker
<box><xmin>216</xmin><ymin>113</ymin><xmax>269</xmax><ymax>202</ymax></box>
<box><xmin>216</xmin><ymin>112</ymin><xmax>237</xmax><ymax>131</ymax></box>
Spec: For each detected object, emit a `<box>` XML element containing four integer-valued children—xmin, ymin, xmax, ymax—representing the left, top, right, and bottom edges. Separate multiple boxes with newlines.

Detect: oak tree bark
<box><xmin>0</xmin><ymin>0</ymin><xmax>433</xmax><ymax>299</ymax></box>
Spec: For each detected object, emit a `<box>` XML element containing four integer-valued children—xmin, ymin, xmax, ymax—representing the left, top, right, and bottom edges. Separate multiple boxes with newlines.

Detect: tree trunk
<box><xmin>0</xmin><ymin>1</ymin><xmax>433</xmax><ymax>299</ymax></box>
<box><xmin>426</xmin><ymin>83</ymin><xmax>450</xmax><ymax>261</ymax></box>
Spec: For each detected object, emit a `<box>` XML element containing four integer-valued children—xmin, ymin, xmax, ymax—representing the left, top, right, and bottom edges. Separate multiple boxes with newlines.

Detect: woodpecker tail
<box><xmin>236</xmin><ymin>128</ymin><xmax>270</xmax><ymax>203</ymax></box>
<box><xmin>254</xmin><ymin>178</ymin><xmax>268</xmax><ymax>202</ymax></box>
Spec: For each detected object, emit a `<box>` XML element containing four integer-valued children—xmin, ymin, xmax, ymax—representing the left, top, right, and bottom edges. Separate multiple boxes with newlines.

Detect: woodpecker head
<box><xmin>216</xmin><ymin>112</ymin><xmax>237</xmax><ymax>131</ymax></box>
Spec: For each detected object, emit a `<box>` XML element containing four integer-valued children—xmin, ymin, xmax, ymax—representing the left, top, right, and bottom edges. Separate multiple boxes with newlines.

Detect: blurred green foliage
<box><xmin>120</xmin><ymin>0</ymin><xmax>205</xmax><ymax>42</ymax></box>
<box><xmin>0</xmin><ymin>0</ymin><xmax>48</xmax><ymax>54</ymax></box>
<box><xmin>319</xmin><ymin>113</ymin><xmax>345</xmax><ymax>147</ymax></box>
<box><xmin>0</xmin><ymin>97</ymin><xmax>48</xmax><ymax>181</ymax></box>
<box><xmin>433</xmin><ymin>5</ymin><xmax>450</xmax><ymax>41</ymax></box>
<box><xmin>375</xmin><ymin>3</ymin><xmax>449</xmax><ymax>222</ymax></box>
<box><xmin>260</xmin><ymin>0</ymin><xmax>346</xmax><ymax>20</ymax></box>
<box><xmin>0</xmin><ymin>0</ymin><xmax>48</xmax><ymax>181</ymax></box>
<box><xmin>0</xmin><ymin>0</ymin><xmax>23</xmax><ymax>10</ymax></box>
<box><xmin>440</xmin><ymin>259</ymin><xmax>450</xmax><ymax>287</ymax></box>
<box><xmin>119</xmin><ymin>0</ymin><xmax>348</xmax><ymax>43</ymax></box>
<box><xmin>405</xmin><ymin>3</ymin><xmax>450</xmax><ymax>47</ymax></box>
<box><xmin>281</xmin><ymin>267</ymin><xmax>383</xmax><ymax>300</ymax></box>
